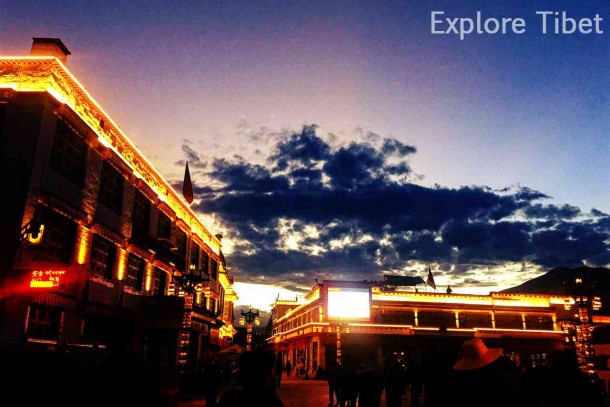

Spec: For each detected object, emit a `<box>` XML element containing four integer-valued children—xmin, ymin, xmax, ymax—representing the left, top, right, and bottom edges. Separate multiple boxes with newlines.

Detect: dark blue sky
<box><xmin>1</xmin><ymin>0</ymin><xmax>608</xmax><ymax>306</ymax></box>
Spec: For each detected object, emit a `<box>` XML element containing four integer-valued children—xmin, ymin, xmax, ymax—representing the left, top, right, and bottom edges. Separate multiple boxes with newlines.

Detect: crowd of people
<box><xmin>12</xmin><ymin>306</ymin><xmax>605</xmax><ymax>407</ymax></box>
<box><xmin>199</xmin><ymin>337</ymin><xmax>609</xmax><ymax>407</ymax></box>
<box><xmin>6</xmin><ymin>302</ymin><xmax>608</xmax><ymax>407</ymax></box>
<box><xmin>318</xmin><ymin>338</ymin><xmax>608</xmax><ymax>407</ymax></box>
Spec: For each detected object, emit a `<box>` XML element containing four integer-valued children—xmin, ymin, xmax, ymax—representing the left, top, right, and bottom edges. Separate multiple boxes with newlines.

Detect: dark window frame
<box><xmin>132</xmin><ymin>190</ymin><xmax>151</xmax><ymax>236</ymax></box>
<box><xmin>98</xmin><ymin>161</ymin><xmax>125</xmax><ymax>215</ymax></box>
<box><xmin>49</xmin><ymin>120</ymin><xmax>87</xmax><ymax>187</ymax></box>
<box><xmin>125</xmin><ymin>253</ymin><xmax>145</xmax><ymax>291</ymax></box>
<box><xmin>200</xmin><ymin>251</ymin><xmax>209</xmax><ymax>276</ymax></box>
<box><xmin>34</xmin><ymin>207</ymin><xmax>77</xmax><ymax>264</ymax></box>
<box><xmin>152</xmin><ymin>268</ymin><xmax>167</xmax><ymax>296</ymax></box>
<box><xmin>26</xmin><ymin>304</ymin><xmax>62</xmax><ymax>341</ymax></box>
<box><xmin>495</xmin><ymin>313</ymin><xmax>524</xmax><ymax>329</ymax></box>
<box><xmin>82</xmin><ymin>314</ymin><xmax>109</xmax><ymax>344</ymax></box>
<box><xmin>190</xmin><ymin>243</ymin><xmax>200</xmax><ymax>272</ymax></box>
<box><xmin>458</xmin><ymin>312</ymin><xmax>492</xmax><ymax>328</ymax></box>
<box><xmin>175</xmin><ymin>229</ymin><xmax>187</xmax><ymax>259</ymax></box>
<box><xmin>524</xmin><ymin>315</ymin><xmax>554</xmax><ymax>330</ymax></box>
<box><xmin>90</xmin><ymin>234</ymin><xmax>116</xmax><ymax>280</ymax></box>
<box><xmin>417</xmin><ymin>311</ymin><xmax>456</xmax><ymax>328</ymax></box>
<box><xmin>211</xmin><ymin>259</ymin><xmax>218</xmax><ymax>280</ymax></box>
<box><xmin>157</xmin><ymin>211</ymin><xmax>172</xmax><ymax>240</ymax></box>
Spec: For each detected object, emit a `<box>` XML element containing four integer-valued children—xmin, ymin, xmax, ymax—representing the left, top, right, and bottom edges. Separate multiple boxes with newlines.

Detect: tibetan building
<box><xmin>0</xmin><ymin>38</ymin><xmax>237</xmax><ymax>378</ymax></box>
<box><xmin>268</xmin><ymin>279</ymin><xmax>609</xmax><ymax>378</ymax></box>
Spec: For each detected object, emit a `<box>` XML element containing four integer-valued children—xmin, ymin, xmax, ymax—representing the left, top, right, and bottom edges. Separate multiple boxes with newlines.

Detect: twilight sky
<box><xmin>1</xmin><ymin>1</ymin><xmax>608</xmax><ymax>310</ymax></box>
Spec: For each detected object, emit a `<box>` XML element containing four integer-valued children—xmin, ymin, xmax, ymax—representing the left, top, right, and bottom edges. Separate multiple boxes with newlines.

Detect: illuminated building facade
<box><xmin>268</xmin><ymin>279</ymin><xmax>610</xmax><ymax>375</ymax></box>
<box><xmin>562</xmin><ymin>277</ymin><xmax>603</xmax><ymax>376</ymax></box>
<box><xmin>0</xmin><ymin>39</ymin><xmax>237</xmax><ymax>375</ymax></box>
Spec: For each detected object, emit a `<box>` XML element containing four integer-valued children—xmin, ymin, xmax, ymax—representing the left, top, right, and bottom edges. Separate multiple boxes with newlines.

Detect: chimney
<box><xmin>30</xmin><ymin>38</ymin><xmax>71</xmax><ymax>65</ymax></box>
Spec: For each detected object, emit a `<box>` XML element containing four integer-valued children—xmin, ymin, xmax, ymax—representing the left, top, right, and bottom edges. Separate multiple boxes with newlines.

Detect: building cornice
<box><xmin>0</xmin><ymin>56</ymin><xmax>222</xmax><ymax>257</ymax></box>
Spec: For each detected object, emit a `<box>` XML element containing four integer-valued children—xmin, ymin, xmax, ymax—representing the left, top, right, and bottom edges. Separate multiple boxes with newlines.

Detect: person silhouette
<box><xmin>383</xmin><ymin>357</ymin><xmax>406</xmax><ymax>407</ymax></box>
<box><xmin>285</xmin><ymin>360</ymin><xmax>292</xmax><ymax>377</ymax></box>
<box><xmin>338</xmin><ymin>359</ymin><xmax>359</xmax><ymax>407</ymax></box>
<box><xmin>88</xmin><ymin>307</ymin><xmax>161</xmax><ymax>407</ymax></box>
<box><xmin>326</xmin><ymin>361</ymin><xmax>340</xmax><ymax>406</ymax></box>
<box><xmin>275</xmin><ymin>355</ymin><xmax>284</xmax><ymax>388</ymax></box>
<box><xmin>202</xmin><ymin>359</ymin><xmax>223</xmax><ymax>407</ymax></box>
<box><xmin>356</xmin><ymin>356</ymin><xmax>384</xmax><ymax>407</ymax></box>
<box><xmin>452</xmin><ymin>338</ymin><xmax>508</xmax><ymax>407</ymax></box>
<box><xmin>537</xmin><ymin>349</ymin><xmax>605</xmax><ymax>407</ymax></box>
<box><xmin>216</xmin><ymin>350</ymin><xmax>284</xmax><ymax>407</ymax></box>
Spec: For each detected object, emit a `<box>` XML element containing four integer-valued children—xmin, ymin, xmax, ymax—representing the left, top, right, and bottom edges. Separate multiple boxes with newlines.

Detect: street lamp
<box><xmin>239</xmin><ymin>306</ymin><xmax>260</xmax><ymax>351</ymax></box>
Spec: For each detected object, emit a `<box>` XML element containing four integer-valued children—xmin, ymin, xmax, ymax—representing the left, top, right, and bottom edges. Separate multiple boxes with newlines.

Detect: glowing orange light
<box><xmin>116</xmin><ymin>249</ymin><xmax>127</xmax><ymax>280</ymax></box>
<box><xmin>27</xmin><ymin>224</ymin><xmax>44</xmax><ymax>245</ymax></box>
<box><xmin>76</xmin><ymin>227</ymin><xmax>91</xmax><ymax>265</ymax></box>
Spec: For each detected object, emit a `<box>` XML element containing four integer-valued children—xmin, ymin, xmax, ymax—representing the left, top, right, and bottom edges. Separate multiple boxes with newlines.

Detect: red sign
<box><xmin>29</xmin><ymin>270</ymin><xmax>66</xmax><ymax>288</ymax></box>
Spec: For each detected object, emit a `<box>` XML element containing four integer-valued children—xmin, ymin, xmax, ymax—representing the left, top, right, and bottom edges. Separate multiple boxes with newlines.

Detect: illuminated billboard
<box><xmin>327</xmin><ymin>287</ymin><xmax>371</xmax><ymax>321</ymax></box>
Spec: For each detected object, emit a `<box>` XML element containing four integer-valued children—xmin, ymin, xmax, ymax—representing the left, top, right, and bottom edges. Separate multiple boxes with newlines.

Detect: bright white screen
<box><xmin>327</xmin><ymin>288</ymin><xmax>370</xmax><ymax>320</ymax></box>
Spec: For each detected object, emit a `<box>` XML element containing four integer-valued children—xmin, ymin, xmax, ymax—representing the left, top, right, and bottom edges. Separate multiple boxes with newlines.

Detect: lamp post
<box><xmin>239</xmin><ymin>306</ymin><xmax>260</xmax><ymax>351</ymax></box>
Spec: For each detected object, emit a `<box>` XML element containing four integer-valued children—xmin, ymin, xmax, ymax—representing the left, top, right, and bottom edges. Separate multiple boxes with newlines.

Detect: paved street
<box><xmin>278</xmin><ymin>376</ymin><xmax>330</xmax><ymax>407</ymax></box>
<box><xmin>278</xmin><ymin>376</ymin><xmax>415</xmax><ymax>407</ymax></box>
<box><xmin>178</xmin><ymin>374</ymin><xmax>417</xmax><ymax>407</ymax></box>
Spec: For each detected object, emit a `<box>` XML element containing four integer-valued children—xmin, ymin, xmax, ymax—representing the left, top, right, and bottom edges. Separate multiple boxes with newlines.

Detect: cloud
<box><xmin>268</xmin><ymin>125</ymin><xmax>330</xmax><ymax>171</ymax></box>
<box><xmin>178</xmin><ymin>125</ymin><xmax>610</xmax><ymax>290</ymax></box>
<box><xmin>524</xmin><ymin>203</ymin><xmax>581</xmax><ymax>219</ymax></box>
<box><xmin>181</xmin><ymin>143</ymin><xmax>203</xmax><ymax>167</ymax></box>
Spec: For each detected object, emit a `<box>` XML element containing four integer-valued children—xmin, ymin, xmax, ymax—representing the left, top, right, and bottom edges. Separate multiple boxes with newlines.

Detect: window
<box><xmin>125</xmin><ymin>254</ymin><xmax>145</xmax><ymax>291</ymax></box>
<box><xmin>152</xmin><ymin>268</ymin><xmax>167</xmax><ymax>296</ymax></box>
<box><xmin>26</xmin><ymin>304</ymin><xmax>61</xmax><ymax>341</ymax></box>
<box><xmin>525</xmin><ymin>315</ymin><xmax>553</xmax><ymax>330</ymax></box>
<box><xmin>90</xmin><ymin>234</ymin><xmax>116</xmax><ymax>280</ymax></box>
<box><xmin>98</xmin><ymin>161</ymin><xmax>124</xmax><ymax>214</ymax></box>
<box><xmin>34</xmin><ymin>207</ymin><xmax>77</xmax><ymax>264</ymax></box>
<box><xmin>219</xmin><ymin>286</ymin><xmax>225</xmax><ymax>317</ymax></box>
<box><xmin>175</xmin><ymin>229</ymin><xmax>187</xmax><ymax>259</ymax></box>
<box><xmin>82</xmin><ymin>314</ymin><xmax>108</xmax><ymax>344</ymax></box>
<box><xmin>200</xmin><ymin>251</ymin><xmax>209</xmax><ymax>276</ymax></box>
<box><xmin>49</xmin><ymin>120</ymin><xmax>87</xmax><ymax>187</ymax></box>
<box><xmin>459</xmin><ymin>312</ymin><xmax>492</xmax><ymax>328</ymax></box>
<box><xmin>417</xmin><ymin>311</ymin><xmax>455</xmax><ymax>328</ymax></box>
<box><xmin>211</xmin><ymin>259</ymin><xmax>218</xmax><ymax>280</ymax></box>
<box><xmin>132</xmin><ymin>190</ymin><xmax>151</xmax><ymax>237</ymax></box>
<box><xmin>190</xmin><ymin>243</ymin><xmax>200</xmax><ymax>272</ymax></box>
<box><xmin>495</xmin><ymin>314</ymin><xmax>523</xmax><ymax>329</ymax></box>
<box><xmin>381</xmin><ymin>311</ymin><xmax>416</xmax><ymax>325</ymax></box>
<box><xmin>157</xmin><ymin>211</ymin><xmax>171</xmax><ymax>240</ymax></box>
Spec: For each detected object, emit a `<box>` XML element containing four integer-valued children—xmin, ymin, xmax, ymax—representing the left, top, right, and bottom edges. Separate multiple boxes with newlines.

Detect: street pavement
<box><xmin>177</xmin><ymin>373</ymin><xmax>416</xmax><ymax>407</ymax></box>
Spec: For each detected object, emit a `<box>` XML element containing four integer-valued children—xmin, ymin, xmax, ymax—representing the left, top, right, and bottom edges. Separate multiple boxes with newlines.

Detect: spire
<box><xmin>182</xmin><ymin>161</ymin><xmax>194</xmax><ymax>204</ymax></box>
